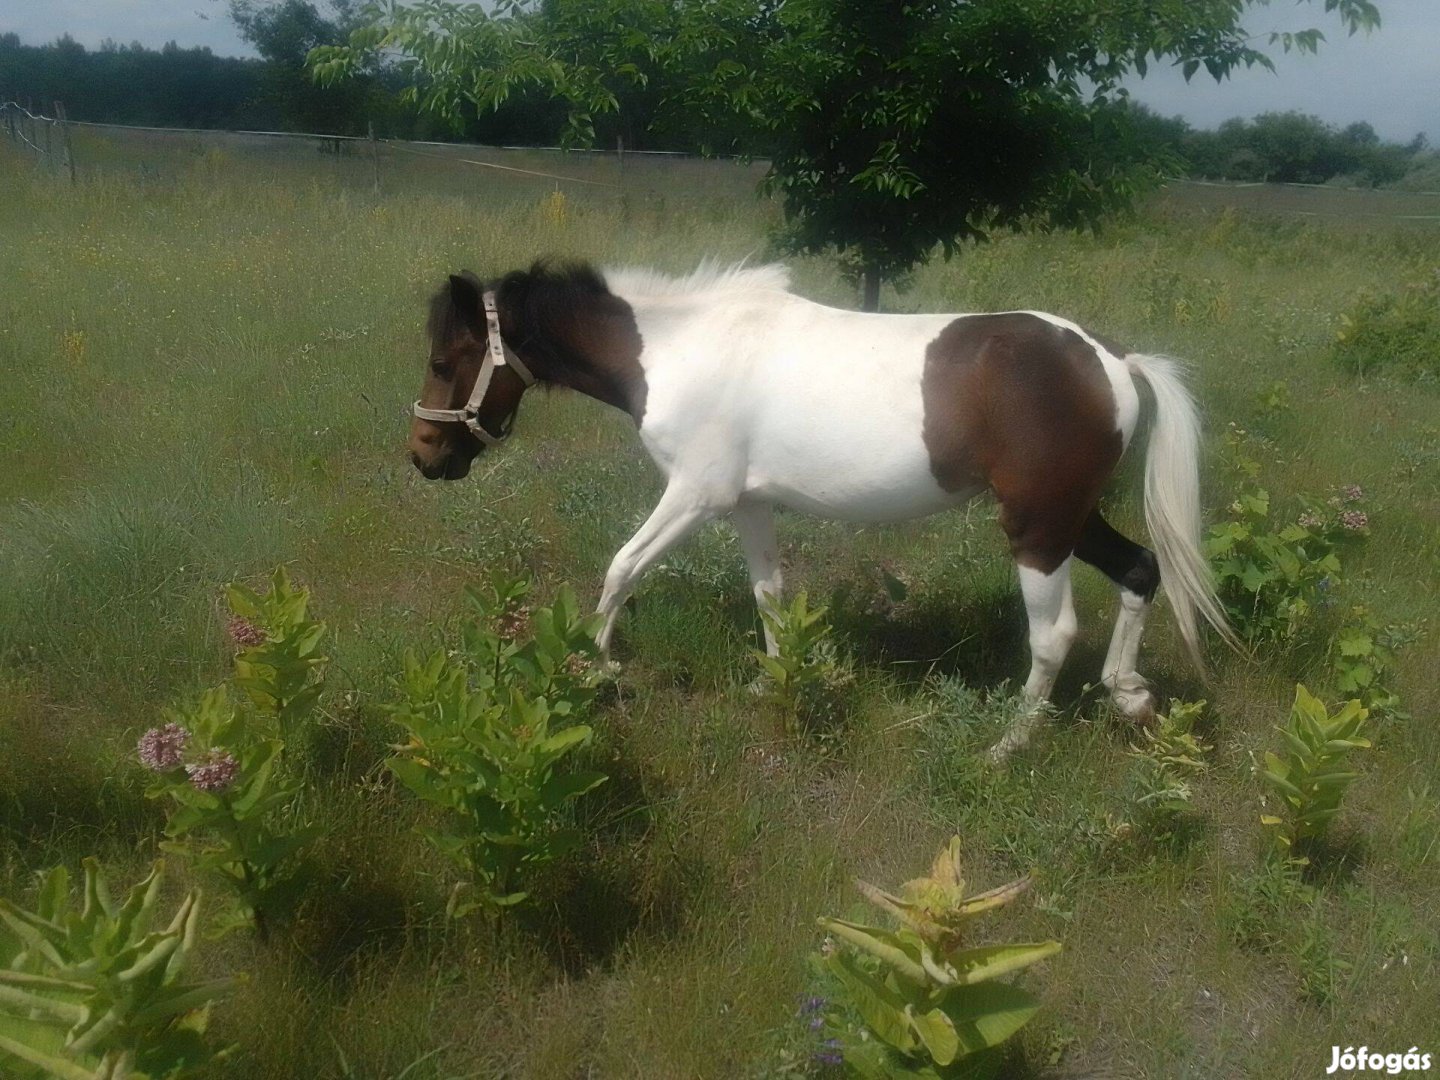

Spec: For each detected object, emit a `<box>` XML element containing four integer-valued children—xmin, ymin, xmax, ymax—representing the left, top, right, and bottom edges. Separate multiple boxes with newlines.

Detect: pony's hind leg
<box><xmin>989</xmin><ymin>555</ymin><xmax>1078</xmax><ymax>760</ymax></box>
<box><xmin>1074</xmin><ymin>509</ymin><xmax>1160</xmax><ymax>721</ymax></box>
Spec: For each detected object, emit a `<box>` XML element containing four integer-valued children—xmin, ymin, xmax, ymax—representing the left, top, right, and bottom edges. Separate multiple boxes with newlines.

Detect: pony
<box><xmin>408</xmin><ymin>260</ymin><xmax>1235</xmax><ymax>755</ymax></box>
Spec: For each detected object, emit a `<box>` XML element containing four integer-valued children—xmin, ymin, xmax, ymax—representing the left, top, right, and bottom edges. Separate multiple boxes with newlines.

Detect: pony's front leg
<box><xmin>989</xmin><ymin>558</ymin><xmax>1078</xmax><ymax>762</ymax></box>
<box><xmin>595</xmin><ymin>485</ymin><xmax>719</xmax><ymax>662</ymax></box>
<box><xmin>732</xmin><ymin>502</ymin><xmax>783</xmax><ymax>656</ymax></box>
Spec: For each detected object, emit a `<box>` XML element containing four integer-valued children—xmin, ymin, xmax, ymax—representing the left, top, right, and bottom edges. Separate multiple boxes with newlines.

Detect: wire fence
<box><xmin>4</xmin><ymin>108</ymin><xmax>1439</xmax><ymax>223</ymax></box>
<box><xmin>0</xmin><ymin>110</ymin><xmax>770</xmax><ymax>209</ymax></box>
<box><xmin>1</xmin><ymin>100</ymin><xmax>76</xmax><ymax>183</ymax></box>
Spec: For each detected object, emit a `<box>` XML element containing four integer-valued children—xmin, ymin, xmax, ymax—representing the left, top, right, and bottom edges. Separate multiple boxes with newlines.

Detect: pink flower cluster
<box><xmin>1298</xmin><ymin>511</ymin><xmax>1324</xmax><ymax>531</ymax></box>
<box><xmin>137</xmin><ymin>723</ymin><xmax>189</xmax><ymax>771</ymax></box>
<box><xmin>186</xmin><ymin>750</ymin><xmax>241</xmax><ymax>793</ymax></box>
<box><xmin>137</xmin><ymin>724</ymin><xmax>240</xmax><ymax>793</ymax></box>
<box><xmin>496</xmin><ymin>607</ymin><xmax>532</xmax><ymax>641</ymax></box>
<box><xmin>227</xmin><ymin>616</ymin><xmax>266</xmax><ymax>647</ymax></box>
<box><xmin>1341</xmin><ymin>509</ymin><xmax>1369</xmax><ymax>531</ymax></box>
<box><xmin>1341</xmin><ymin>484</ymin><xmax>1365</xmax><ymax>503</ymax></box>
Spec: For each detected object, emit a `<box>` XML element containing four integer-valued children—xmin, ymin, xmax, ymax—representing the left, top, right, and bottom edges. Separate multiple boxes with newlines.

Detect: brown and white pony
<box><xmin>408</xmin><ymin>261</ymin><xmax>1235</xmax><ymax>756</ymax></box>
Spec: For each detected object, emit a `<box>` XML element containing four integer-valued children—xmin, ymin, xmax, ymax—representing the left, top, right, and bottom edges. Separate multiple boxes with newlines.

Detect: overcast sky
<box><xmin>2</xmin><ymin>0</ymin><xmax>1435</xmax><ymax>142</ymax></box>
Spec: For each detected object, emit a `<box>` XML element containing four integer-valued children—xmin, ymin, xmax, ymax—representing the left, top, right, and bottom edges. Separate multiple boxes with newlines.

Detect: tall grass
<box><xmin>1</xmin><ymin>133</ymin><xmax>1437</xmax><ymax>1078</ymax></box>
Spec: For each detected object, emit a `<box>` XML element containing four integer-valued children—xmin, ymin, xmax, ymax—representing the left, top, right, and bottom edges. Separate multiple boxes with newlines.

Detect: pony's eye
<box><xmin>430</xmin><ymin>358</ymin><xmax>454</xmax><ymax>377</ymax></box>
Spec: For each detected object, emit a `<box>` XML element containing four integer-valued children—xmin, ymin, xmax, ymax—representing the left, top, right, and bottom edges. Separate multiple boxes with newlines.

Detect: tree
<box><xmin>231</xmin><ymin>0</ymin><xmax>379</xmax><ymax>132</ymax></box>
<box><xmin>312</xmin><ymin>0</ymin><xmax>1382</xmax><ymax>309</ymax></box>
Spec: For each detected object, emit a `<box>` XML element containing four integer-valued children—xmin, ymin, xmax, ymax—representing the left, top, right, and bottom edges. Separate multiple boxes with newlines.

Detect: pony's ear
<box><xmin>448</xmin><ymin>273</ymin><xmax>483</xmax><ymax>326</ymax></box>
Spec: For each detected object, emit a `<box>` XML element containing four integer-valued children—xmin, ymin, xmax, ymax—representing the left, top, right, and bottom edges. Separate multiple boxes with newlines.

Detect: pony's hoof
<box><xmin>985</xmin><ymin>709</ymin><xmax>1045</xmax><ymax>763</ymax></box>
<box><xmin>1110</xmin><ymin>683</ymin><xmax>1156</xmax><ymax>725</ymax></box>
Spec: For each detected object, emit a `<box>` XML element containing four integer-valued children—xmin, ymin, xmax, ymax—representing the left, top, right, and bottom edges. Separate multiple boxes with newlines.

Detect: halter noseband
<box><xmin>412</xmin><ymin>290</ymin><xmax>535</xmax><ymax>446</ymax></box>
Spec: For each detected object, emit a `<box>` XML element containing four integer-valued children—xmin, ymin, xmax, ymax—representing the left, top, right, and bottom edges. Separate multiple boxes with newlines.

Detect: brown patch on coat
<box><xmin>549</xmin><ymin>298</ymin><xmax>647</xmax><ymax>423</ymax></box>
<box><xmin>922</xmin><ymin>313</ymin><xmax>1123</xmax><ymax>572</ymax></box>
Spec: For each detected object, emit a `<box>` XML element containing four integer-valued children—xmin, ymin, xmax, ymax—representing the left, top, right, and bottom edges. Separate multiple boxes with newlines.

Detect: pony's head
<box><xmin>408</xmin><ymin>272</ymin><xmax>532</xmax><ymax>481</ymax></box>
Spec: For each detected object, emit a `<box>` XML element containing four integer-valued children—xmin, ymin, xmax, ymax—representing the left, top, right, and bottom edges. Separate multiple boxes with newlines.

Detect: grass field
<box><xmin>1</xmin><ymin>129</ymin><xmax>1437</xmax><ymax>1079</ymax></box>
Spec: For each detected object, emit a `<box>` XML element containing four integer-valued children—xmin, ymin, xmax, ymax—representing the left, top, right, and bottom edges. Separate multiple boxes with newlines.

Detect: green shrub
<box><xmin>141</xmin><ymin>689</ymin><xmax>316</xmax><ymax>941</ymax></box>
<box><xmin>755</xmin><ymin>591</ymin><xmax>854</xmax><ymax>735</ymax></box>
<box><xmin>1118</xmin><ymin>700</ymin><xmax>1210</xmax><ymax>840</ymax></box>
<box><xmin>140</xmin><ymin>569</ymin><xmax>327</xmax><ymax>939</ymax></box>
<box><xmin>1331</xmin><ymin>272</ymin><xmax>1440</xmax><ymax>380</ymax></box>
<box><xmin>1205</xmin><ymin>428</ymin><xmax>1362</xmax><ymax>647</ymax></box>
<box><xmin>1258</xmin><ymin>684</ymin><xmax>1370</xmax><ymax>862</ymax></box>
<box><xmin>0</xmin><ymin>860</ymin><xmax>232</xmax><ymax>1080</ymax></box>
<box><xmin>385</xmin><ymin>575</ymin><xmax>608</xmax><ymax>919</ymax></box>
<box><xmin>1328</xmin><ymin>605</ymin><xmax>1422</xmax><ymax>720</ymax></box>
<box><xmin>225</xmin><ymin>567</ymin><xmax>328</xmax><ymax>748</ymax></box>
<box><xmin>813</xmin><ymin>837</ymin><xmax>1060</xmax><ymax>1078</ymax></box>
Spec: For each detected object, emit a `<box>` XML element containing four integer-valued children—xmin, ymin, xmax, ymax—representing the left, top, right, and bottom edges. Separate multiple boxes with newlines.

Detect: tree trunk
<box><xmin>860</xmin><ymin>264</ymin><xmax>882</xmax><ymax>312</ymax></box>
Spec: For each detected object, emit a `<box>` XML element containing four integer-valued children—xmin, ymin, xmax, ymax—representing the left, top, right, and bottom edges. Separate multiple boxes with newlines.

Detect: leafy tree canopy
<box><xmin>312</xmin><ymin>0</ymin><xmax>1382</xmax><ymax>305</ymax></box>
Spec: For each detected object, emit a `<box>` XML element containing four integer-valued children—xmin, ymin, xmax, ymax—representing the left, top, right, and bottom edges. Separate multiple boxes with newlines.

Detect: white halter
<box><xmin>412</xmin><ymin>290</ymin><xmax>535</xmax><ymax>446</ymax></box>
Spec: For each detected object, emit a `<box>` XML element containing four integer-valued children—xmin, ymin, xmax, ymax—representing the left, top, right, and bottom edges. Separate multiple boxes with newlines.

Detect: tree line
<box><xmin>2</xmin><ymin>3</ymin><xmax>1428</xmax><ymax>193</ymax></box>
<box><xmin>1130</xmin><ymin>106</ymin><xmax>1429</xmax><ymax>188</ymax></box>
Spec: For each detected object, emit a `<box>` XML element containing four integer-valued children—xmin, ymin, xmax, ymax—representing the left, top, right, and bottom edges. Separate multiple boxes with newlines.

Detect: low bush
<box><xmin>0</xmin><ymin>860</ymin><xmax>232</xmax><ymax>1079</ymax></box>
<box><xmin>1117</xmin><ymin>699</ymin><xmax>1210</xmax><ymax>842</ymax></box>
<box><xmin>811</xmin><ymin>836</ymin><xmax>1060</xmax><ymax>1078</ymax></box>
<box><xmin>1258</xmin><ymin>684</ymin><xmax>1371</xmax><ymax>863</ymax></box>
<box><xmin>139</xmin><ymin>569</ymin><xmax>326</xmax><ymax>939</ymax></box>
<box><xmin>754</xmin><ymin>591</ymin><xmax>855</xmax><ymax>737</ymax></box>
<box><xmin>385</xmin><ymin>574</ymin><xmax>609</xmax><ymax>919</ymax></box>
<box><xmin>1205</xmin><ymin>428</ymin><xmax>1367</xmax><ymax>647</ymax></box>
<box><xmin>1331</xmin><ymin>271</ymin><xmax>1440</xmax><ymax>381</ymax></box>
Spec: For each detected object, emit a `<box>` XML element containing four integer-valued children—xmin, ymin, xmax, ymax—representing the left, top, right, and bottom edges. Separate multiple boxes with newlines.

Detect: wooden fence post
<box><xmin>55</xmin><ymin>101</ymin><xmax>76</xmax><ymax>185</ymax></box>
<box><xmin>369</xmin><ymin>120</ymin><xmax>380</xmax><ymax>195</ymax></box>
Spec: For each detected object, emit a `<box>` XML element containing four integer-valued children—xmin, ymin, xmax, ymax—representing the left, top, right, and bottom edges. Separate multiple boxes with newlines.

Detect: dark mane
<box><xmin>496</xmin><ymin>259</ymin><xmax>617</xmax><ymax>351</ymax></box>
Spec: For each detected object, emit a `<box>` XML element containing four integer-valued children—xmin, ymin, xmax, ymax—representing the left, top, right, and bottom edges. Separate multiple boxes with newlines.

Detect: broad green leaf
<box><xmin>821</xmin><ymin>918</ymin><xmax>929</xmax><ymax>985</ymax></box>
<box><xmin>0</xmin><ymin>1032</ymin><xmax>96</xmax><ymax>1080</ymax></box>
<box><xmin>908</xmin><ymin>1004</ymin><xmax>960</xmax><ymax>1064</ymax></box>
<box><xmin>933</xmin><ymin>980</ymin><xmax>1041</xmax><ymax>1055</ymax></box>
<box><xmin>948</xmin><ymin>941</ymin><xmax>1062</xmax><ymax>985</ymax></box>
<box><xmin>538</xmin><ymin>770</ymin><xmax>608</xmax><ymax>810</ymax></box>
<box><xmin>824</xmin><ymin>951</ymin><xmax>917</xmax><ymax>1053</ymax></box>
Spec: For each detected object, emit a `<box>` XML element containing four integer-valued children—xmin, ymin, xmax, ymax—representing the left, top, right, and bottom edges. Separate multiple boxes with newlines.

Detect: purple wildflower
<box><xmin>187</xmin><ymin>750</ymin><xmax>240</xmax><ymax>793</ymax></box>
<box><xmin>1341</xmin><ymin>510</ymin><xmax>1369</xmax><ymax>531</ymax></box>
<box><xmin>813</xmin><ymin>1039</ymin><xmax>844</xmax><ymax>1068</ymax></box>
<box><xmin>1342</xmin><ymin>484</ymin><xmax>1364</xmax><ymax>503</ymax></box>
<box><xmin>809</xmin><ymin>1016</ymin><xmax>825</xmax><ymax>1031</ymax></box>
<box><xmin>799</xmin><ymin>995</ymin><xmax>827</xmax><ymax>1015</ymax></box>
<box><xmin>227</xmin><ymin>616</ymin><xmax>265</xmax><ymax>648</ymax></box>
<box><xmin>1297</xmin><ymin>511</ymin><xmax>1324</xmax><ymax>531</ymax></box>
<box><xmin>137</xmin><ymin>723</ymin><xmax>190</xmax><ymax>771</ymax></box>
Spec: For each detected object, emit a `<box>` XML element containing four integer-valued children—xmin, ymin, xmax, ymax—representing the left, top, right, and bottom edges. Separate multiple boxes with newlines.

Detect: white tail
<box><xmin>1125</xmin><ymin>354</ymin><xmax>1241</xmax><ymax>672</ymax></box>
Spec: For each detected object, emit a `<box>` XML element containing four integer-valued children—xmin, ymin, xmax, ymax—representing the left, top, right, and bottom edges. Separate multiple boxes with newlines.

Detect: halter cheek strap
<box><xmin>412</xmin><ymin>290</ymin><xmax>535</xmax><ymax>446</ymax></box>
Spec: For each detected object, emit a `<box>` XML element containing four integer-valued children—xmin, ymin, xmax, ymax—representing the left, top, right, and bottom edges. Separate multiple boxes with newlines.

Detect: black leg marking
<box><xmin>1074</xmin><ymin>510</ymin><xmax>1159</xmax><ymax>600</ymax></box>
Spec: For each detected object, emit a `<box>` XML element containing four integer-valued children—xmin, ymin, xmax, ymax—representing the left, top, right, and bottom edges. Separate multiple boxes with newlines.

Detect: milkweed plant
<box><xmin>138</xmin><ymin>568</ymin><xmax>326</xmax><ymax>939</ymax></box>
